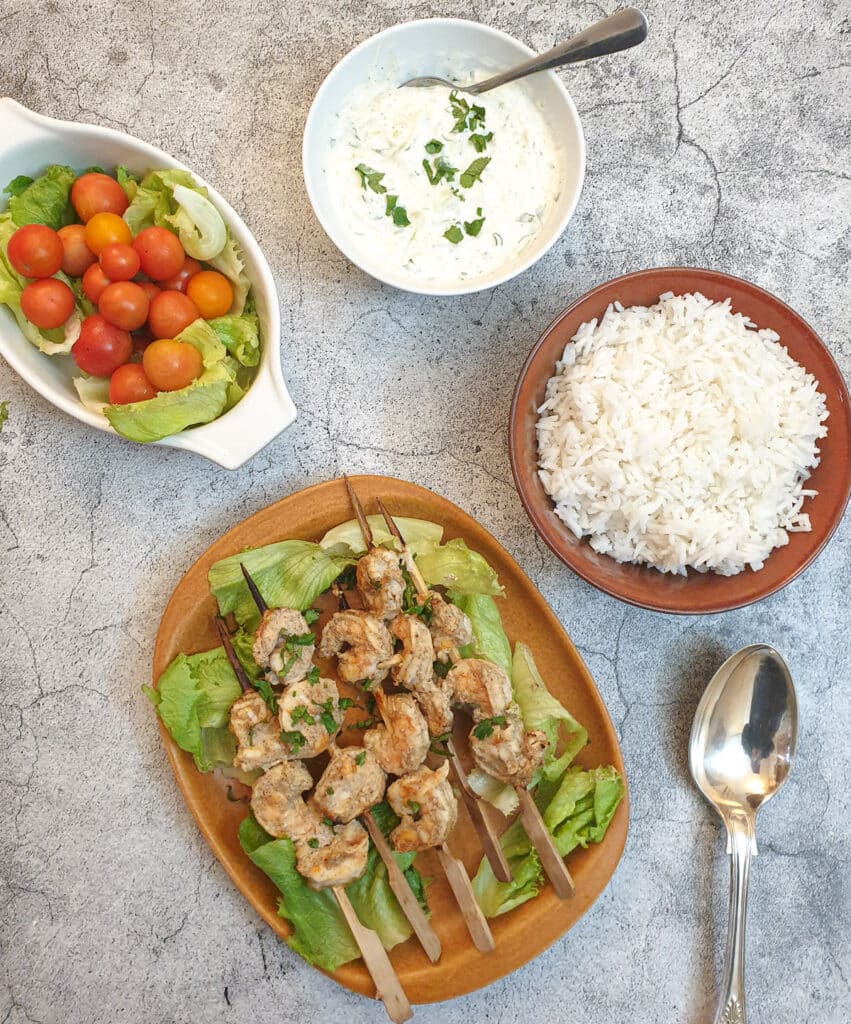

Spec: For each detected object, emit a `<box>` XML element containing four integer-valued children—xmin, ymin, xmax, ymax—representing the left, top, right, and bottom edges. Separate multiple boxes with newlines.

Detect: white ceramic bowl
<box><xmin>302</xmin><ymin>18</ymin><xmax>585</xmax><ymax>296</ymax></box>
<box><xmin>0</xmin><ymin>99</ymin><xmax>296</xmax><ymax>469</ymax></box>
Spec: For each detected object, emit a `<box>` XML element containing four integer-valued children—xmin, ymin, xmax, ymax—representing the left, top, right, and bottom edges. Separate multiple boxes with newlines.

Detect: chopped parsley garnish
<box><xmin>366</xmin><ymin>694</ymin><xmax>376</xmax><ymax>715</ymax></box>
<box><xmin>433</xmin><ymin>659</ymin><xmax>453</xmax><ymax>679</ymax></box>
<box><xmin>464</xmin><ymin>213</ymin><xmax>485</xmax><ymax>237</ymax></box>
<box><xmin>460</xmin><ymin>156</ymin><xmax>491</xmax><ymax>188</ymax></box>
<box><xmin>472</xmin><ymin>715</ymin><xmax>507</xmax><ymax>740</ymax></box>
<box><xmin>449</xmin><ymin>91</ymin><xmax>486</xmax><ymax>134</ymax></box>
<box><xmin>347</xmin><ymin>717</ymin><xmax>377</xmax><ymax>730</ymax></box>
<box><xmin>429</xmin><ymin>732</ymin><xmax>452</xmax><ymax>757</ymax></box>
<box><xmin>322</xmin><ymin>817</ymin><xmax>334</xmax><ymax>827</ymax></box>
<box><xmin>385</xmin><ymin>194</ymin><xmax>411</xmax><ymax>226</ymax></box>
<box><xmin>254</xmin><ymin>676</ymin><xmax>278</xmax><ymax>714</ymax></box>
<box><xmin>303</xmin><ymin>608</ymin><xmax>320</xmax><ymax>625</ymax></box>
<box><xmin>318</xmin><ymin>699</ymin><xmax>340</xmax><ymax>734</ymax></box>
<box><xmin>290</xmin><ymin>705</ymin><xmax>315</xmax><ymax>726</ymax></box>
<box><xmin>406</xmin><ymin>800</ymin><xmax>421</xmax><ymax>816</ymax></box>
<box><xmin>444</xmin><ymin>224</ymin><xmax>463</xmax><ymax>245</ymax></box>
<box><xmin>422</xmin><ymin>156</ymin><xmax>457</xmax><ymax>186</ymax></box>
<box><xmin>358</xmin><ymin>678</ymin><xmax>374</xmax><ymax>692</ymax></box>
<box><xmin>355</xmin><ymin>163</ymin><xmax>387</xmax><ymax>194</ymax></box>
<box><xmin>280</xmin><ymin>729</ymin><xmax>307</xmax><ymax>753</ymax></box>
<box><xmin>401</xmin><ymin>570</ymin><xmax>432</xmax><ymax>622</ymax></box>
<box><xmin>326</xmin><ymin>787</ymin><xmax>335</xmax><ymax>796</ymax></box>
<box><xmin>425</xmin><ymin>139</ymin><xmax>444</xmax><ymax>154</ymax></box>
<box><xmin>469</xmin><ymin>131</ymin><xmax>493</xmax><ymax>153</ymax></box>
<box><xmin>355</xmin><ymin>750</ymin><xmax>367</xmax><ymax>766</ymax></box>
<box><xmin>306</xmin><ymin>665</ymin><xmax>320</xmax><ymax>686</ymax></box>
<box><xmin>338</xmin><ymin>698</ymin><xmax>356</xmax><ymax>712</ymax></box>
<box><xmin>307</xmin><ymin>838</ymin><xmax>319</xmax><ymax>849</ymax></box>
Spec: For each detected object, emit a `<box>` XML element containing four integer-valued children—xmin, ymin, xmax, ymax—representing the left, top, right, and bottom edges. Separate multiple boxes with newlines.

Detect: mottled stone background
<box><xmin>1</xmin><ymin>1</ymin><xmax>848</xmax><ymax>1022</ymax></box>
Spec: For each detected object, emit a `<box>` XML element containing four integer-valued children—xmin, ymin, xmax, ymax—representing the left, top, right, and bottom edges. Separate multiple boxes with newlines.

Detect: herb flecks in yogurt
<box><xmin>425</xmin><ymin>139</ymin><xmax>444</xmax><ymax>154</ymax></box>
<box><xmin>449</xmin><ymin>90</ymin><xmax>486</xmax><ymax>134</ymax></box>
<box><xmin>460</xmin><ymin>157</ymin><xmax>490</xmax><ymax>189</ymax></box>
<box><xmin>443</xmin><ymin>224</ymin><xmax>464</xmax><ymax>245</ymax></box>
<box><xmin>385</xmin><ymin>195</ymin><xmax>410</xmax><ymax>227</ymax></box>
<box><xmin>355</xmin><ymin>164</ymin><xmax>387</xmax><ymax>194</ymax></box>
<box><xmin>422</xmin><ymin>156</ymin><xmax>458</xmax><ymax>187</ymax></box>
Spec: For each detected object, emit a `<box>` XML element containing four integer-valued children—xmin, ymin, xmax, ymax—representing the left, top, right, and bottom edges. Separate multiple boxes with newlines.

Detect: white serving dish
<box><xmin>302</xmin><ymin>18</ymin><xmax>586</xmax><ymax>297</ymax></box>
<box><xmin>0</xmin><ymin>99</ymin><xmax>296</xmax><ymax>469</ymax></box>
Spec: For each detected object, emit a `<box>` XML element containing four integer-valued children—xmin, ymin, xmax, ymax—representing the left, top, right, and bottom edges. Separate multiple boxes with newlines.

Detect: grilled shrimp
<box><xmin>310</xmin><ymin>745</ymin><xmax>386</xmax><ymax>823</ymax></box>
<box><xmin>387</xmin><ymin>762</ymin><xmax>458</xmax><ymax>853</ymax></box>
<box><xmin>228</xmin><ymin>690</ymin><xmax>290</xmax><ymax>772</ymax></box>
<box><xmin>363</xmin><ymin>691</ymin><xmax>430</xmax><ymax>776</ymax></box>
<box><xmin>252</xmin><ymin>607</ymin><xmax>315</xmax><ymax>685</ymax></box>
<box><xmin>278</xmin><ymin>676</ymin><xmax>345</xmax><ymax>759</ymax></box>
<box><xmin>388</xmin><ymin>614</ymin><xmax>452</xmax><ymax>736</ymax></box>
<box><xmin>428</xmin><ymin>593</ymin><xmax>473</xmax><ymax>662</ymax></box>
<box><xmin>318</xmin><ymin>609</ymin><xmax>394</xmax><ymax>685</ymax></box>
<box><xmin>250</xmin><ymin>761</ymin><xmax>331</xmax><ymax>841</ymax></box>
<box><xmin>295</xmin><ymin>820</ymin><xmax>370</xmax><ymax>890</ymax></box>
<box><xmin>356</xmin><ymin>547</ymin><xmax>405</xmax><ymax>622</ymax></box>
<box><xmin>468</xmin><ymin>706</ymin><xmax>548</xmax><ymax>788</ymax></box>
<box><xmin>447</xmin><ymin>658</ymin><xmax>513</xmax><ymax>719</ymax></box>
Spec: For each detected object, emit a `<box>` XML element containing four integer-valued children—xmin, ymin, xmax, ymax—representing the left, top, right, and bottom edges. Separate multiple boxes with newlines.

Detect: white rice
<box><xmin>536</xmin><ymin>292</ymin><xmax>829</xmax><ymax>576</ymax></box>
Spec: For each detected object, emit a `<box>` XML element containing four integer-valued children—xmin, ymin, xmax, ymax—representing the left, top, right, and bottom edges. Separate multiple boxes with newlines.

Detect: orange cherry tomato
<box><xmin>84</xmin><ymin>212</ymin><xmax>131</xmax><ymax>256</ymax></box>
<box><xmin>58</xmin><ymin>224</ymin><xmax>97</xmax><ymax>277</ymax></box>
<box><xmin>98</xmin><ymin>281</ymin><xmax>150</xmax><ymax>331</ymax></box>
<box><xmin>142</xmin><ymin>339</ymin><xmax>203</xmax><ymax>392</ymax></box>
<box><xmin>72</xmin><ymin>314</ymin><xmax>132</xmax><ymax>377</ymax></box>
<box><xmin>7</xmin><ymin>224</ymin><xmax>64</xmax><ymax>278</ymax></box>
<box><xmin>109</xmin><ymin>363</ymin><xmax>158</xmax><ymax>404</ymax></box>
<box><xmin>148</xmin><ymin>290</ymin><xmax>199</xmax><ymax>339</ymax></box>
<box><xmin>132</xmin><ymin>227</ymin><xmax>184</xmax><ymax>281</ymax></box>
<box><xmin>71</xmin><ymin>172</ymin><xmax>128</xmax><ymax>223</ymax></box>
<box><xmin>136</xmin><ymin>281</ymin><xmax>162</xmax><ymax>304</ymax></box>
<box><xmin>186</xmin><ymin>270</ymin><xmax>233</xmax><ymax>318</ymax></box>
<box><xmin>81</xmin><ymin>263</ymin><xmax>113</xmax><ymax>304</ymax></box>
<box><xmin>99</xmin><ymin>243</ymin><xmax>140</xmax><ymax>282</ymax></box>
<box><xmin>158</xmin><ymin>255</ymin><xmax>202</xmax><ymax>293</ymax></box>
<box><xmin>20</xmin><ymin>278</ymin><xmax>76</xmax><ymax>329</ymax></box>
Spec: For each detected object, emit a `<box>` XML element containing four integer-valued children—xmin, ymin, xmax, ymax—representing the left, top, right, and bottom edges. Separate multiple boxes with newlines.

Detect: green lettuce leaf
<box><xmin>147</xmin><ymin>647</ymin><xmax>242</xmax><ymax>771</ymax></box>
<box><xmin>210</xmin><ymin>312</ymin><xmax>260</xmax><ymax>367</ymax></box>
<box><xmin>6</xmin><ymin>164</ymin><xmax>76</xmax><ymax>228</ymax></box>
<box><xmin>231</xmin><ymin>626</ymin><xmax>262</xmax><ymax>679</ymax></box>
<box><xmin>239</xmin><ymin>805</ymin><xmax>429</xmax><ymax>970</ymax></box>
<box><xmin>207</xmin><ymin>232</ymin><xmax>250</xmax><ymax>316</ymax></box>
<box><xmin>513</xmin><ymin>641</ymin><xmax>588</xmax><ymax>783</ymax></box>
<box><xmin>208</xmin><ymin>540</ymin><xmax>354</xmax><ymax>629</ymax></box>
<box><xmin>116</xmin><ymin>166</ymin><xmax>140</xmax><ymax>202</ymax></box>
<box><xmin>4</xmin><ymin>175</ymin><xmax>34</xmax><ymax>198</ymax></box>
<box><xmin>417</xmin><ymin>538</ymin><xmax>503</xmax><ymax>596</ymax></box>
<box><xmin>466</xmin><ymin>768</ymin><xmax>519</xmax><ymax>816</ymax></box>
<box><xmin>319</xmin><ymin>515</ymin><xmax>443</xmax><ymax>557</ymax></box>
<box><xmin>473</xmin><ymin>765</ymin><xmax>624</xmax><ymax>917</ymax></box>
<box><xmin>166</xmin><ymin>183</ymin><xmax>227</xmax><ymax>259</ymax></box>
<box><xmin>447</xmin><ymin>591</ymin><xmax>512</xmax><ymax>674</ymax></box>
<box><xmin>103</xmin><ymin>319</ymin><xmax>236</xmax><ymax>442</ymax></box>
<box><xmin>122</xmin><ymin>168</ymin><xmax>197</xmax><ymax>235</ymax></box>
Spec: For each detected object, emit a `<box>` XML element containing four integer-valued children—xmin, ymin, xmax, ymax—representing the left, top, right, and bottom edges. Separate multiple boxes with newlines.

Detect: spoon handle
<box><xmin>715</xmin><ymin>815</ymin><xmax>754</xmax><ymax>1024</ymax></box>
<box><xmin>469</xmin><ymin>8</ymin><xmax>649</xmax><ymax>95</ymax></box>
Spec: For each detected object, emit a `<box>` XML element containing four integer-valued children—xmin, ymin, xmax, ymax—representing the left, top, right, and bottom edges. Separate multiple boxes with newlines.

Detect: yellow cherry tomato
<box><xmin>186</xmin><ymin>270</ymin><xmax>233</xmax><ymax>318</ymax></box>
<box><xmin>84</xmin><ymin>212</ymin><xmax>132</xmax><ymax>256</ymax></box>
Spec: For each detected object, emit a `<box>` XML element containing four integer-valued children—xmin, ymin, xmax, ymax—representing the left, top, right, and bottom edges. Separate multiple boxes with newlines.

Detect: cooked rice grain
<box><xmin>536</xmin><ymin>292</ymin><xmax>829</xmax><ymax>575</ymax></box>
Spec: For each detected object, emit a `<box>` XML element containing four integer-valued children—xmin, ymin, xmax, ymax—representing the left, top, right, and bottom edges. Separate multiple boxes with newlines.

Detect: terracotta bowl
<box><xmin>509</xmin><ymin>268</ymin><xmax>851</xmax><ymax>614</ymax></box>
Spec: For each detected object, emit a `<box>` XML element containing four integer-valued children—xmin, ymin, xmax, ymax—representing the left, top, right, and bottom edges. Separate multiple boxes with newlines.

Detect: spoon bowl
<box><xmin>689</xmin><ymin>644</ymin><xmax>798</xmax><ymax>1024</ymax></box>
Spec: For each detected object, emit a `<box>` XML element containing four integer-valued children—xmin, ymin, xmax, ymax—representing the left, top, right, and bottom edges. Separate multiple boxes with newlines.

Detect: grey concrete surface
<box><xmin>1</xmin><ymin>1</ymin><xmax>849</xmax><ymax>1022</ymax></box>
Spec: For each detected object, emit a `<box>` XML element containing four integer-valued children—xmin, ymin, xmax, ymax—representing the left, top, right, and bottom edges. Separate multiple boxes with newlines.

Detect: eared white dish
<box><xmin>0</xmin><ymin>99</ymin><xmax>296</xmax><ymax>469</ymax></box>
<box><xmin>303</xmin><ymin>19</ymin><xmax>585</xmax><ymax>297</ymax></box>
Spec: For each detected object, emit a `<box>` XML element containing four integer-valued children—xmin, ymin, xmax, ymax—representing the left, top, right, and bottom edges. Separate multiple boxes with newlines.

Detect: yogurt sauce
<box><xmin>327</xmin><ymin>77</ymin><xmax>563</xmax><ymax>287</ymax></box>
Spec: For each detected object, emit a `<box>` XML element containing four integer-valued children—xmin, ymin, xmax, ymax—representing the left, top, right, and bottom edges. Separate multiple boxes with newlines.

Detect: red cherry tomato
<box><xmin>132</xmin><ymin>227</ymin><xmax>184</xmax><ymax>281</ymax></box>
<box><xmin>20</xmin><ymin>278</ymin><xmax>76</xmax><ymax>329</ymax></box>
<box><xmin>109</xmin><ymin>363</ymin><xmax>158</xmax><ymax>404</ymax></box>
<box><xmin>148</xmin><ymin>290</ymin><xmax>199</xmax><ymax>339</ymax></box>
<box><xmin>84</xmin><ymin>212</ymin><xmax>132</xmax><ymax>256</ymax></box>
<box><xmin>81</xmin><ymin>263</ymin><xmax>113</xmax><ymax>304</ymax></box>
<box><xmin>7</xmin><ymin>224</ymin><xmax>64</xmax><ymax>279</ymax></box>
<box><xmin>158</xmin><ymin>255</ymin><xmax>202</xmax><ymax>293</ymax></box>
<box><xmin>99</xmin><ymin>243</ymin><xmax>140</xmax><ymax>282</ymax></box>
<box><xmin>71</xmin><ymin>314</ymin><xmax>132</xmax><ymax>377</ymax></box>
<box><xmin>142</xmin><ymin>339</ymin><xmax>203</xmax><ymax>391</ymax></box>
<box><xmin>186</xmin><ymin>269</ymin><xmax>233</xmax><ymax>318</ymax></box>
<box><xmin>136</xmin><ymin>281</ymin><xmax>162</xmax><ymax>304</ymax></box>
<box><xmin>57</xmin><ymin>225</ymin><xmax>97</xmax><ymax>277</ymax></box>
<box><xmin>98</xmin><ymin>281</ymin><xmax>150</xmax><ymax>331</ymax></box>
<box><xmin>70</xmin><ymin>172</ymin><xmax>128</xmax><ymax>223</ymax></box>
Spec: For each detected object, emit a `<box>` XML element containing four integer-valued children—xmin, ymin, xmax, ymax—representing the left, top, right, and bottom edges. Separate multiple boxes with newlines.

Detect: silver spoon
<box><xmin>400</xmin><ymin>8</ymin><xmax>648</xmax><ymax>94</ymax></box>
<box><xmin>689</xmin><ymin>645</ymin><xmax>798</xmax><ymax>1024</ymax></box>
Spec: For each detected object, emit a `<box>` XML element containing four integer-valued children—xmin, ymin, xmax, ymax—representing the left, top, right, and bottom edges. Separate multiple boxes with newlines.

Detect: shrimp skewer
<box><xmin>376</xmin><ymin>499</ymin><xmax>574</xmax><ymax>898</ymax></box>
<box><xmin>236</xmin><ymin>565</ymin><xmax>439</xmax><ymax>965</ymax></box>
<box><xmin>375</xmin><ymin>500</ymin><xmax>513</xmax><ymax>884</ymax></box>
<box><xmin>344</xmin><ymin>482</ymin><xmax>495</xmax><ymax>951</ymax></box>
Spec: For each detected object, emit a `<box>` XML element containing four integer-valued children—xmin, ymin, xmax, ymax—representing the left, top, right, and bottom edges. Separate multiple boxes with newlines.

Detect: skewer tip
<box><xmin>344</xmin><ymin>476</ymin><xmax>374</xmax><ymax>549</ymax></box>
<box><xmin>240</xmin><ymin>562</ymin><xmax>268</xmax><ymax>614</ymax></box>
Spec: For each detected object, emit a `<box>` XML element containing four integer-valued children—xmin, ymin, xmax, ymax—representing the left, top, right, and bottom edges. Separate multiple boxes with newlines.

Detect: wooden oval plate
<box><xmin>152</xmin><ymin>475</ymin><xmax>629</xmax><ymax>1004</ymax></box>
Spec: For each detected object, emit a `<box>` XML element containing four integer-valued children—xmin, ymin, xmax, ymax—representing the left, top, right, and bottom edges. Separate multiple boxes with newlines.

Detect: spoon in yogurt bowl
<box><xmin>400</xmin><ymin>7</ymin><xmax>648</xmax><ymax>93</ymax></box>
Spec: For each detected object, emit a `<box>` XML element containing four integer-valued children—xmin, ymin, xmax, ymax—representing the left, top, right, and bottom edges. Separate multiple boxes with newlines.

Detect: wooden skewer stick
<box><xmin>435</xmin><ymin>843</ymin><xmax>495</xmax><ymax>953</ymax></box>
<box><xmin>363</xmin><ymin>812</ymin><xmax>442</xmax><ymax>963</ymax></box>
<box><xmin>344</xmin><ymin>474</ymin><xmax>375</xmax><ymax>549</ymax></box>
<box><xmin>515</xmin><ymin>788</ymin><xmax>575</xmax><ymax>899</ymax></box>
<box><xmin>215</xmin><ymin>617</ymin><xmax>253</xmax><ymax>694</ymax></box>
<box><xmin>240</xmin><ymin>563</ymin><xmax>268</xmax><ymax>614</ymax></box>
<box><xmin>333</xmin><ymin>885</ymin><xmax>413</xmax><ymax>1023</ymax></box>
<box><xmin>376</xmin><ymin>498</ymin><xmax>513</xmax><ymax>884</ymax></box>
